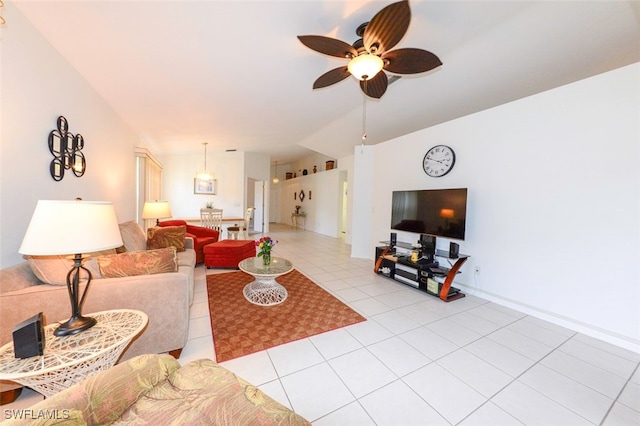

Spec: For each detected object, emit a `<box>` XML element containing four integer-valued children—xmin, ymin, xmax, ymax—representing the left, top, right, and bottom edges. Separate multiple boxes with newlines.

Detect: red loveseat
<box><xmin>159</xmin><ymin>220</ymin><xmax>219</xmax><ymax>264</ymax></box>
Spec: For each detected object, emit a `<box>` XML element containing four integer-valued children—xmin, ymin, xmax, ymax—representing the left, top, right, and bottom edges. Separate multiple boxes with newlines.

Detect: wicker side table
<box><xmin>0</xmin><ymin>309</ymin><xmax>147</xmax><ymax>397</ymax></box>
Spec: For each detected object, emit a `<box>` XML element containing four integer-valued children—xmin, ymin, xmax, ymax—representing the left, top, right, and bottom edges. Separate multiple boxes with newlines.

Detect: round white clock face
<box><xmin>423</xmin><ymin>145</ymin><xmax>456</xmax><ymax>177</ymax></box>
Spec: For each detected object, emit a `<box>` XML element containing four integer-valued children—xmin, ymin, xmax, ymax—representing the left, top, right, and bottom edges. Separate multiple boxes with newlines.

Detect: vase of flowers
<box><xmin>255</xmin><ymin>236</ymin><xmax>277</xmax><ymax>265</ymax></box>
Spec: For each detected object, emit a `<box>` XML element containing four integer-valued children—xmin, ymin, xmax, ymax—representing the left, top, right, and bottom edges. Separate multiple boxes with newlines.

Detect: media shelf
<box><xmin>375</xmin><ymin>243</ymin><xmax>469</xmax><ymax>302</ymax></box>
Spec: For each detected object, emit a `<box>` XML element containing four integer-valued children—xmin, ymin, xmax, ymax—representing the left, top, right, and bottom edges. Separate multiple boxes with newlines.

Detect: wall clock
<box><xmin>423</xmin><ymin>145</ymin><xmax>455</xmax><ymax>177</ymax></box>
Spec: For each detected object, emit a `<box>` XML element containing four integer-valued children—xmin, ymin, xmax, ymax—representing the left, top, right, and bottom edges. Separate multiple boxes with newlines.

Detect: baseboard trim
<box><xmin>458</xmin><ymin>284</ymin><xmax>640</xmax><ymax>354</ymax></box>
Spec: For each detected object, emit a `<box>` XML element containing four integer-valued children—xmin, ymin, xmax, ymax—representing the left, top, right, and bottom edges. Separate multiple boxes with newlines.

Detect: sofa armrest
<box><xmin>1</xmin><ymin>354</ymin><xmax>179</xmax><ymax>425</ymax></box>
<box><xmin>184</xmin><ymin>236</ymin><xmax>194</xmax><ymax>250</ymax></box>
<box><xmin>1</xmin><ymin>268</ymin><xmax>192</xmax><ymax>357</ymax></box>
<box><xmin>186</xmin><ymin>225</ymin><xmax>219</xmax><ymax>240</ymax></box>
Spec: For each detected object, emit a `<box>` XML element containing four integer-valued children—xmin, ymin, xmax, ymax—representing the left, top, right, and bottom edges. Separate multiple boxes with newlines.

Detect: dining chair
<box><xmin>201</xmin><ymin>208</ymin><xmax>223</xmax><ymax>231</ymax></box>
<box><xmin>242</xmin><ymin>207</ymin><xmax>254</xmax><ymax>239</ymax></box>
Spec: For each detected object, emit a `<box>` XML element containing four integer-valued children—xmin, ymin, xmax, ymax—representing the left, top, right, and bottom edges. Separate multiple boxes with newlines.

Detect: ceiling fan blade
<box><xmin>382</xmin><ymin>48</ymin><xmax>443</xmax><ymax>74</ymax></box>
<box><xmin>363</xmin><ymin>0</ymin><xmax>410</xmax><ymax>55</ymax></box>
<box><xmin>298</xmin><ymin>35</ymin><xmax>357</xmax><ymax>59</ymax></box>
<box><xmin>313</xmin><ymin>66</ymin><xmax>351</xmax><ymax>89</ymax></box>
<box><xmin>360</xmin><ymin>72</ymin><xmax>388</xmax><ymax>99</ymax></box>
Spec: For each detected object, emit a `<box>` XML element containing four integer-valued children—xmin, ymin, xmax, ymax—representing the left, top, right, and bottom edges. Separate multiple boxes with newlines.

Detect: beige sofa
<box><xmin>3</xmin><ymin>354</ymin><xmax>310</xmax><ymax>425</ymax></box>
<box><xmin>0</xmin><ymin>221</ymin><xmax>196</xmax><ymax>401</ymax></box>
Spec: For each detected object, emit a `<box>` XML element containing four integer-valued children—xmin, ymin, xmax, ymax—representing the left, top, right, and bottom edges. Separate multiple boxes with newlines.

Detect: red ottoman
<box><xmin>204</xmin><ymin>240</ymin><xmax>255</xmax><ymax>269</ymax></box>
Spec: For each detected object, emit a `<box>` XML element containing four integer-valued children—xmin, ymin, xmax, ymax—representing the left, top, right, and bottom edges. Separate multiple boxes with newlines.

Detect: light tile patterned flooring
<box><xmin>8</xmin><ymin>224</ymin><xmax>640</xmax><ymax>425</ymax></box>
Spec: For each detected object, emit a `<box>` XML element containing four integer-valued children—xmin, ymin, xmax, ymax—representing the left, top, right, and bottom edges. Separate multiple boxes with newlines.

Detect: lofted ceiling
<box><xmin>12</xmin><ymin>1</ymin><xmax>640</xmax><ymax>164</ymax></box>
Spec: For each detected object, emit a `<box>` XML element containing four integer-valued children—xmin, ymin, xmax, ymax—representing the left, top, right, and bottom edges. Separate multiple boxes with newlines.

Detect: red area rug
<box><xmin>206</xmin><ymin>269</ymin><xmax>366</xmax><ymax>362</ymax></box>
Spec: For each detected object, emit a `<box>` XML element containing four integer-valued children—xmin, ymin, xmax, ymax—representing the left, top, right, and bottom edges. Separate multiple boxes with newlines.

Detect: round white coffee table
<box><xmin>0</xmin><ymin>309</ymin><xmax>148</xmax><ymax>397</ymax></box>
<box><xmin>239</xmin><ymin>257</ymin><xmax>293</xmax><ymax>306</ymax></box>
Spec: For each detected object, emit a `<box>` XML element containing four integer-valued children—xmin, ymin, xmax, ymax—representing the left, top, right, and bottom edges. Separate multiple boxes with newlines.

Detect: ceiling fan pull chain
<box><xmin>361</xmin><ymin>80</ymin><xmax>368</xmax><ymax>148</ymax></box>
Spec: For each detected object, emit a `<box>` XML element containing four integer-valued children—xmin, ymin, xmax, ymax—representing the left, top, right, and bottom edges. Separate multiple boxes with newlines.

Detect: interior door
<box><xmin>253</xmin><ymin>180</ymin><xmax>265</xmax><ymax>233</ymax></box>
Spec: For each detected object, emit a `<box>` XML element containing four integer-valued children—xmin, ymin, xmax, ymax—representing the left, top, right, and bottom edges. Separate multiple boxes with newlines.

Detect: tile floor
<box><xmin>6</xmin><ymin>224</ymin><xmax>640</xmax><ymax>425</ymax></box>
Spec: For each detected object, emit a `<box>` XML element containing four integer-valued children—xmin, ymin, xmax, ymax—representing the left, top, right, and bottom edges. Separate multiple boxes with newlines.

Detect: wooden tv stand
<box><xmin>375</xmin><ymin>242</ymin><xmax>469</xmax><ymax>302</ymax></box>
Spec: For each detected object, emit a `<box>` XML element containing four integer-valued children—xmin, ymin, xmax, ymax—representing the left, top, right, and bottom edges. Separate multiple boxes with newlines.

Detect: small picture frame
<box><xmin>194</xmin><ymin>178</ymin><xmax>217</xmax><ymax>195</ymax></box>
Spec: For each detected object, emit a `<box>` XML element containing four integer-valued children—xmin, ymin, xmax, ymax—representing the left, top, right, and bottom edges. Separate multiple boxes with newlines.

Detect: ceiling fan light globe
<box><xmin>347</xmin><ymin>54</ymin><xmax>383</xmax><ymax>81</ymax></box>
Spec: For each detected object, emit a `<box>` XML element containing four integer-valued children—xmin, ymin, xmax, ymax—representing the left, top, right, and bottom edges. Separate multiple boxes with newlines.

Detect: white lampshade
<box><xmin>347</xmin><ymin>53</ymin><xmax>384</xmax><ymax>81</ymax></box>
<box><xmin>141</xmin><ymin>201</ymin><xmax>172</xmax><ymax>220</ymax></box>
<box><xmin>19</xmin><ymin>200</ymin><xmax>123</xmax><ymax>256</ymax></box>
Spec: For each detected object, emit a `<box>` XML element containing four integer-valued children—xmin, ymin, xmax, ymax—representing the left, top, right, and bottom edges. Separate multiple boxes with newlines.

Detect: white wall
<box><xmin>339</xmin><ymin>154</ymin><xmax>355</xmax><ymax>245</ymax></box>
<box><xmin>161</xmin><ymin>150</ymin><xmax>272</xmax><ymax>227</ymax></box>
<box><xmin>362</xmin><ymin>63</ymin><xmax>640</xmax><ymax>351</ymax></box>
<box><xmin>277</xmin><ymin>169</ymin><xmax>342</xmax><ymax>238</ymax></box>
<box><xmin>1</xmin><ymin>3</ymin><xmax>140</xmax><ymax>267</ymax></box>
<box><xmin>161</xmin><ymin>150</ymin><xmax>245</xmax><ymax>219</ymax></box>
<box><xmin>270</xmin><ymin>149</ymin><xmax>353</xmax><ymax>239</ymax></box>
<box><xmin>351</xmin><ymin>146</ymin><xmax>374</xmax><ymax>258</ymax></box>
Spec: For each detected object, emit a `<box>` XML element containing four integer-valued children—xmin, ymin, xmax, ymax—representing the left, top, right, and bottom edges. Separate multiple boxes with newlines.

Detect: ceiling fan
<box><xmin>298</xmin><ymin>0</ymin><xmax>442</xmax><ymax>99</ymax></box>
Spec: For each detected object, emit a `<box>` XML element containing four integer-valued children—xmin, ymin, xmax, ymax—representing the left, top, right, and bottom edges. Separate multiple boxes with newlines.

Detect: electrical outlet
<box><xmin>474</xmin><ymin>266</ymin><xmax>481</xmax><ymax>274</ymax></box>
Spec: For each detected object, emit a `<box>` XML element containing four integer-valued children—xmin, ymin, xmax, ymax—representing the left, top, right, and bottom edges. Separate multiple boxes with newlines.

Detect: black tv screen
<box><xmin>391</xmin><ymin>188</ymin><xmax>467</xmax><ymax>240</ymax></box>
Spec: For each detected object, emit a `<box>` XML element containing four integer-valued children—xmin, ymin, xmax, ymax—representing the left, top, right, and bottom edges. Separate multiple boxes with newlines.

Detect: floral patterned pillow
<box><xmin>26</xmin><ymin>249</ymin><xmax>116</xmax><ymax>285</ymax></box>
<box><xmin>147</xmin><ymin>225</ymin><xmax>186</xmax><ymax>252</ymax></box>
<box><xmin>97</xmin><ymin>247</ymin><xmax>178</xmax><ymax>278</ymax></box>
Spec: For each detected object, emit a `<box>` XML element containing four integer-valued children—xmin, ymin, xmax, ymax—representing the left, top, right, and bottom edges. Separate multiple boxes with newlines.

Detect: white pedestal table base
<box><xmin>243</xmin><ymin>277</ymin><xmax>288</xmax><ymax>306</ymax></box>
<box><xmin>238</xmin><ymin>257</ymin><xmax>293</xmax><ymax>307</ymax></box>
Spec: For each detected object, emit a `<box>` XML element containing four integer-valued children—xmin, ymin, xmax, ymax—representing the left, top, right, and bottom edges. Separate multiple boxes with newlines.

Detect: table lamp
<box><xmin>141</xmin><ymin>201</ymin><xmax>172</xmax><ymax>226</ymax></box>
<box><xmin>19</xmin><ymin>200</ymin><xmax>123</xmax><ymax>336</ymax></box>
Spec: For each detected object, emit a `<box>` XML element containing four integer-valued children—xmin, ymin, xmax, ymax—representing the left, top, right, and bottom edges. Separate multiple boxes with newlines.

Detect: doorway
<box><xmin>339</xmin><ymin>170</ymin><xmax>348</xmax><ymax>239</ymax></box>
<box><xmin>246</xmin><ymin>178</ymin><xmax>266</xmax><ymax>234</ymax></box>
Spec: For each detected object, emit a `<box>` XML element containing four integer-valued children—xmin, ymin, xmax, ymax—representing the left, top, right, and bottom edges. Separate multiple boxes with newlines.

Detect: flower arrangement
<box><xmin>295</xmin><ymin>205</ymin><xmax>301</xmax><ymax>214</ymax></box>
<box><xmin>255</xmin><ymin>236</ymin><xmax>277</xmax><ymax>265</ymax></box>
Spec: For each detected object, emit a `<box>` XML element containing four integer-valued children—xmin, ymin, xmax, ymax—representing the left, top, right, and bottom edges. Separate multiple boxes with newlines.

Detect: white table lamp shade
<box><xmin>19</xmin><ymin>200</ymin><xmax>123</xmax><ymax>256</ymax></box>
<box><xmin>141</xmin><ymin>201</ymin><xmax>172</xmax><ymax>220</ymax></box>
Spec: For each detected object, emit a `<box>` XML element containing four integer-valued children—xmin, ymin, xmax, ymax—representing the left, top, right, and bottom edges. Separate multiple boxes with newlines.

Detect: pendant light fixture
<box><xmin>272</xmin><ymin>161</ymin><xmax>280</xmax><ymax>184</ymax></box>
<box><xmin>196</xmin><ymin>143</ymin><xmax>214</xmax><ymax>181</ymax></box>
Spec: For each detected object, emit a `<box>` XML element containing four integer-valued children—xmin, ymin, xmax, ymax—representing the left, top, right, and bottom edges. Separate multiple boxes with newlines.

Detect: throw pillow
<box><xmin>118</xmin><ymin>221</ymin><xmax>147</xmax><ymax>252</ymax></box>
<box><xmin>147</xmin><ymin>225</ymin><xmax>186</xmax><ymax>252</ymax></box>
<box><xmin>26</xmin><ymin>249</ymin><xmax>117</xmax><ymax>285</ymax></box>
<box><xmin>97</xmin><ymin>247</ymin><xmax>178</xmax><ymax>278</ymax></box>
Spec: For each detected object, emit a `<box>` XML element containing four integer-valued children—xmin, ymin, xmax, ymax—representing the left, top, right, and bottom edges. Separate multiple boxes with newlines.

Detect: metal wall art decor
<box><xmin>299</xmin><ymin>190</ymin><xmax>305</xmax><ymax>202</ymax></box>
<box><xmin>48</xmin><ymin>116</ymin><xmax>86</xmax><ymax>181</ymax></box>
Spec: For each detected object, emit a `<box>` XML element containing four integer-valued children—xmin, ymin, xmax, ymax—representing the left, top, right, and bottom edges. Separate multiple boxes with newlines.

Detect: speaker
<box><xmin>390</xmin><ymin>232</ymin><xmax>397</xmax><ymax>245</ymax></box>
<box><xmin>13</xmin><ymin>313</ymin><xmax>45</xmax><ymax>358</ymax></box>
<box><xmin>449</xmin><ymin>242</ymin><xmax>460</xmax><ymax>259</ymax></box>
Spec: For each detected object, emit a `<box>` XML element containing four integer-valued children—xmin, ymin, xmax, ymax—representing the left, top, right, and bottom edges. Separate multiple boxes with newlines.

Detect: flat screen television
<box><xmin>391</xmin><ymin>188</ymin><xmax>467</xmax><ymax>240</ymax></box>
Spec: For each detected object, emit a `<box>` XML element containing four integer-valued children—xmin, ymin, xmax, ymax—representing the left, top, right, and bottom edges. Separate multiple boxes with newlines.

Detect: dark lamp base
<box><xmin>54</xmin><ymin>315</ymin><xmax>97</xmax><ymax>337</ymax></box>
